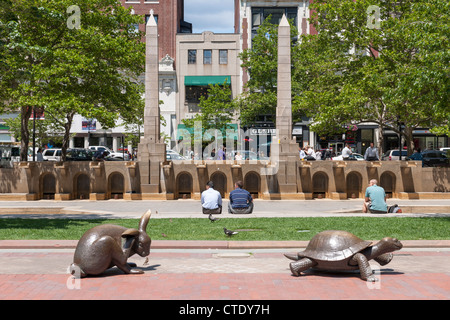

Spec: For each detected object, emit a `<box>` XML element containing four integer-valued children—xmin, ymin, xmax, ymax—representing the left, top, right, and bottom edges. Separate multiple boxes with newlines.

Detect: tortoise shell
<box><xmin>298</xmin><ymin>230</ymin><xmax>372</xmax><ymax>262</ymax></box>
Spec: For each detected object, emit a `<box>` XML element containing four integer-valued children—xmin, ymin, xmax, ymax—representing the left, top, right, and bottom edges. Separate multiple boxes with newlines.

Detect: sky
<box><xmin>184</xmin><ymin>0</ymin><xmax>235</xmax><ymax>34</ymax></box>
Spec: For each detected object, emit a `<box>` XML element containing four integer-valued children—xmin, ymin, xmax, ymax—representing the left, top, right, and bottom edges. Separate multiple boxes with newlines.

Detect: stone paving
<box><xmin>0</xmin><ymin>198</ymin><xmax>449</xmax><ymax>302</ymax></box>
<box><xmin>0</xmin><ymin>246</ymin><xmax>449</xmax><ymax>300</ymax></box>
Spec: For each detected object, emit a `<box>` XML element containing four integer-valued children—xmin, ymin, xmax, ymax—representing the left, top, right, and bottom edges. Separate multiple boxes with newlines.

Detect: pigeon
<box><xmin>209</xmin><ymin>214</ymin><xmax>220</xmax><ymax>222</ymax></box>
<box><xmin>161</xmin><ymin>233</ymin><xmax>167</xmax><ymax>237</ymax></box>
<box><xmin>224</xmin><ymin>227</ymin><xmax>238</xmax><ymax>237</ymax></box>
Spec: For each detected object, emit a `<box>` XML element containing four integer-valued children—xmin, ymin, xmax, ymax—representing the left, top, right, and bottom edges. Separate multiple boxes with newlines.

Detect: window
<box><xmin>145</xmin><ymin>14</ymin><xmax>158</xmax><ymax>25</ymax></box>
<box><xmin>219</xmin><ymin>50</ymin><xmax>228</xmax><ymax>64</ymax></box>
<box><xmin>188</xmin><ymin>50</ymin><xmax>197</xmax><ymax>64</ymax></box>
<box><xmin>203</xmin><ymin>49</ymin><xmax>212</xmax><ymax>64</ymax></box>
<box><xmin>251</xmin><ymin>7</ymin><xmax>298</xmax><ymax>41</ymax></box>
<box><xmin>185</xmin><ymin>86</ymin><xmax>209</xmax><ymax>103</ymax></box>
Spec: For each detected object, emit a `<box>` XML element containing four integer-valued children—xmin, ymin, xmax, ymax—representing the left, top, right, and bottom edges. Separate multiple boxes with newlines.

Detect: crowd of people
<box><xmin>298</xmin><ymin>142</ymin><xmax>382</xmax><ymax>161</ymax></box>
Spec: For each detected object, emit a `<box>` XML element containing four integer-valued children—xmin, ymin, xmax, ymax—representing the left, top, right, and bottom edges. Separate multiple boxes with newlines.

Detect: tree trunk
<box><xmin>20</xmin><ymin>106</ymin><xmax>33</xmax><ymax>161</ymax></box>
<box><xmin>61</xmin><ymin>112</ymin><xmax>75</xmax><ymax>161</ymax></box>
<box><xmin>403</xmin><ymin>126</ymin><xmax>415</xmax><ymax>156</ymax></box>
<box><xmin>377</xmin><ymin>124</ymin><xmax>385</xmax><ymax>158</ymax></box>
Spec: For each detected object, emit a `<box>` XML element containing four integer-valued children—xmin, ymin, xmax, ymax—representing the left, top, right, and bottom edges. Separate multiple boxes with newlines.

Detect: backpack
<box><xmin>388</xmin><ymin>204</ymin><xmax>402</xmax><ymax>213</ymax></box>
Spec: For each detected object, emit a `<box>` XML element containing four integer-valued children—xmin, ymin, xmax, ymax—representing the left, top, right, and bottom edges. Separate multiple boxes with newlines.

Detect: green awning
<box><xmin>184</xmin><ymin>75</ymin><xmax>231</xmax><ymax>86</ymax></box>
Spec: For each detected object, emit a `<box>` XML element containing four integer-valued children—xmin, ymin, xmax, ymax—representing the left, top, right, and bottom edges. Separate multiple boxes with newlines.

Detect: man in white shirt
<box><xmin>341</xmin><ymin>143</ymin><xmax>352</xmax><ymax>159</ymax></box>
<box><xmin>299</xmin><ymin>146</ymin><xmax>306</xmax><ymax>160</ymax></box>
<box><xmin>201</xmin><ymin>181</ymin><xmax>222</xmax><ymax>214</ymax></box>
<box><xmin>306</xmin><ymin>145</ymin><xmax>316</xmax><ymax>160</ymax></box>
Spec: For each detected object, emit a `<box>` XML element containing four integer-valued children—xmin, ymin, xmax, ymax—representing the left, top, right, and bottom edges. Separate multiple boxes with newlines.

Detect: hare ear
<box><xmin>121</xmin><ymin>228</ymin><xmax>140</xmax><ymax>238</ymax></box>
<box><xmin>138</xmin><ymin>210</ymin><xmax>152</xmax><ymax>232</ymax></box>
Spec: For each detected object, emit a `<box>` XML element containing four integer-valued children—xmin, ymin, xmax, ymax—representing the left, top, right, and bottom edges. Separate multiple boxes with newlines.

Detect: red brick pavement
<box><xmin>1</xmin><ymin>272</ymin><xmax>449</xmax><ymax>300</ymax></box>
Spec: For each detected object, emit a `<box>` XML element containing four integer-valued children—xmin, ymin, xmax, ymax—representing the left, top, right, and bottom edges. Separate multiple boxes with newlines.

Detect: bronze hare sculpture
<box><xmin>284</xmin><ymin>230</ymin><xmax>403</xmax><ymax>282</ymax></box>
<box><xmin>70</xmin><ymin>210</ymin><xmax>152</xmax><ymax>278</ymax></box>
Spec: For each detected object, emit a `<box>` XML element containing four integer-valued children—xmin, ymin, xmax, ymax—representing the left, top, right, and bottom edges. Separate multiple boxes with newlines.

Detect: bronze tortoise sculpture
<box><xmin>284</xmin><ymin>230</ymin><xmax>403</xmax><ymax>281</ymax></box>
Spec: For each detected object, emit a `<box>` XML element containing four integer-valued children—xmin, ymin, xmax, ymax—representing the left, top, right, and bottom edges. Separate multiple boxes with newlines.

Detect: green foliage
<box><xmin>297</xmin><ymin>0</ymin><xmax>449</xmax><ymax>153</ymax></box>
<box><xmin>182</xmin><ymin>81</ymin><xmax>236</xmax><ymax>140</ymax></box>
<box><xmin>238</xmin><ymin>17</ymin><xmax>299</xmax><ymax>126</ymax></box>
<box><xmin>237</xmin><ymin>1</ymin><xmax>449</xmax><ymax>152</ymax></box>
<box><xmin>0</xmin><ymin>0</ymin><xmax>145</xmax><ymax>159</ymax></box>
<box><xmin>0</xmin><ymin>217</ymin><xmax>449</xmax><ymax>241</ymax></box>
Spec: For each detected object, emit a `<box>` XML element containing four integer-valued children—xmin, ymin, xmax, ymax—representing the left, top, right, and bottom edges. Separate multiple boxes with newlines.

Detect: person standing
<box><xmin>217</xmin><ymin>146</ymin><xmax>225</xmax><ymax>160</ymax></box>
<box><xmin>36</xmin><ymin>148</ymin><xmax>44</xmax><ymax>161</ymax></box>
<box><xmin>299</xmin><ymin>146</ymin><xmax>306</xmax><ymax>160</ymax></box>
<box><xmin>201</xmin><ymin>181</ymin><xmax>222</xmax><ymax>214</ymax></box>
<box><xmin>306</xmin><ymin>145</ymin><xmax>316</xmax><ymax>160</ymax></box>
<box><xmin>364</xmin><ymin>142</ymin><xmax>379</xmax><ymax>161</ymax></box>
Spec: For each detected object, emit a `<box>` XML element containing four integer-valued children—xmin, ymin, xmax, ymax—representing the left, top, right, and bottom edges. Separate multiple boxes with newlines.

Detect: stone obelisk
<box><xmin>273</xmin><ymin>14</ymin><xmax>298</xmax><ymax>195</ymax></box>
<box><xmin>138</xmin><ymin>10</ymin><xmax>166</xmax><ymax>196</ymax></box>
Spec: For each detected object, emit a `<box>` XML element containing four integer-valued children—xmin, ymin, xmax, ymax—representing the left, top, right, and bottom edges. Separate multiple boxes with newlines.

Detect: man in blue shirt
<box><xmin>201</xmin><ymin>181</ymin><xmax>222</xmax><ymax>214</ymax></box>
<box><xmin>363</xmin><ymin>179</ymin><xmax>388</xmax><ymax>213</ymax></box>
<box><xmin>228</xmin><ymin>181</ymin><xmax>253</xmax><ymax>214</ymax></box>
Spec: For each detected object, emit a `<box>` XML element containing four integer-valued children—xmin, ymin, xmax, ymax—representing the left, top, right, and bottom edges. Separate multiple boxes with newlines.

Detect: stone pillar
<box><xmin>272</xmin><ymin>15</ymin><xmax>299</xmax><ymax>196</ymax></box>
<box><xmin>138</xmin><ymin>10</ymin><xmax>166</xmax><ymax>197</ymax></box>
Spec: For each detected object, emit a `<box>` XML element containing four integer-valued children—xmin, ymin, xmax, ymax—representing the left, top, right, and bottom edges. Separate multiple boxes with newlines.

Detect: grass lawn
<box><xmin>0</xmin><ymin>216</ymin><xmax>449</xmax><ymax>241</ymax></box>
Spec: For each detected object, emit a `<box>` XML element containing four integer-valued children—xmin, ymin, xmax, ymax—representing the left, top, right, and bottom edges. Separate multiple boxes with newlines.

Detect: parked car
<box><xmin>382</xmin><ymin>149</ymin><xmax>408</xmax><ymax>161</ymax></box>
<box><xmin>421</xmin><ymin>150</ymin><xmax>450</xmax><ymax>167</ymax></box>
<box><xmin>88</xmin><ymin>146</ymin><xmax>130</xmax><ymax>161</ymax></box>
<box><xmin>440</xmin><ymin>147</ymin><xmax>450</xmax><ymax>157</ymax></box>
<box><xmin>166</xmin><ymin>150</ymin><xmax>186</xmax><ymax>161</ymax></box>
<box><xmin>42</xmin><ymin>148</ymin><xmax>62</xmax><ymax>161</ymax></box>
<box><xmin>166</xmin><ymin>153</ymin><xmax>186</xmax><ymax>161</ymax></box>
<box><xmin>65</xmin><ymin>148</ymin><xmax>94</xmax><ymax>161</ymax></box>
<box><xmin>332</xmin><ymin>153</ymin><xmax>364</xmax><ymax>161</ymax></box>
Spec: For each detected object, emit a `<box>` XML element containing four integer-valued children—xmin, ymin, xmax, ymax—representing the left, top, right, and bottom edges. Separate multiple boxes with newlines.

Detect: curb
<box><xmin>1</xmin><ymin>239</ymin><xmax>450</xmax><ymax>250</ymax></box>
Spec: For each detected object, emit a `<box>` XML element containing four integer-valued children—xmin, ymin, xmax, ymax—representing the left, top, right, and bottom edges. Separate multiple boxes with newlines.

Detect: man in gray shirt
<box><xmin>364</xmin><ymin>142</ymin><xmax>379</xmax><ymax>161</ymax></box>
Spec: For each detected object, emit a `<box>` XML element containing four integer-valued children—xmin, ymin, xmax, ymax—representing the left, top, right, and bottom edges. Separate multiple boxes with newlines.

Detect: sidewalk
<box><xmin>0</xmin><ymin>243</ymin><xmax>449</xmax><ymax>300</ymax></box>
<box><xmin>1</xmin><ymin>199</ymin><xmax>449</xmax><ymax>301</ymax></box>
<box><xmin>1</xmin><ymin>198</ymin><xmax>450</xmax><ymax>218</ymax></box>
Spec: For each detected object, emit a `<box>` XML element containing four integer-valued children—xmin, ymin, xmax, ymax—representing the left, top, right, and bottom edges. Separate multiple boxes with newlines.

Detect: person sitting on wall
<box><xmin>363</xmin><ymin>179</ymin><xmax>388</xmax><ymax>214</ymax></box>
<box><xmin>342</xmin><ymin>143</ymin><xmax>352</xmax><ymax>160</ymax></box>
<box><xmin>201</xmin><ymin>181</ymin><xmax>222</xmax><ymax>214</ymax></box>
<box><xmin>228</xmin><ymin>180</ymin><xmax>254</xmax><ymax>214</ymax></box>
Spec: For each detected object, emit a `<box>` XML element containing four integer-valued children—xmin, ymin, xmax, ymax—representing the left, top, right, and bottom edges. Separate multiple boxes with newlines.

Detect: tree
<box><xmin>0</xmin><ymin>0</ymin><xmax>145</xmax><ymax>160</ymax></box>
<box><xmin>238</xmin><ymin>17</ymin><xmax>301</xmax><ymax>126</ymax></box>
<box><xmin>294</xmin><ymin>0</ymin><xmax>449</xmax><ymax>155</ymax></box>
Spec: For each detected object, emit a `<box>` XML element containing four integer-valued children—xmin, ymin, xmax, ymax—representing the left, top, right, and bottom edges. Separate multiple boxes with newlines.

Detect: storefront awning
<box><xmin>184</xmin><ymin>75</ymin><xmax>231</xmax><ymax>86</ymax></box>
<box><xmin>177</xmin><ymin>123</ymin><xmax>238</xmax><ymax>140</ymax></box>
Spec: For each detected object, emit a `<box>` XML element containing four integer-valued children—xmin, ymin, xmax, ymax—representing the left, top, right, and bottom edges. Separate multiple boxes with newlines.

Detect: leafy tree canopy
<box><xmin>0</xmin><ymin>0</ymin><xmax>145</xmax><ymax>159</ymax></box>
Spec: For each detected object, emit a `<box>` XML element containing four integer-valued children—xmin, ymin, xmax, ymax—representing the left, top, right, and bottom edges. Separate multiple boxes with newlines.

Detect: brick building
<box><xmin>121</xmin><ymin>0</ymin><xmax>192</xmax><ymax>62</ymax></box>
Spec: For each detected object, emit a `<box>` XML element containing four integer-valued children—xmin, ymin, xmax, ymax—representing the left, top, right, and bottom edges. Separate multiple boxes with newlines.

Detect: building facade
<box><xmin>175</xmin><ymin>32</ymin><xmax>242</xmax><ymax>125</ymax></box>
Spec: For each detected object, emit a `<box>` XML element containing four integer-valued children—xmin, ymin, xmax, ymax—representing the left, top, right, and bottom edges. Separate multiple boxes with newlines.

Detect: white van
<box><xmin>42</xmin><ymin>149</ymin><xmax>62</xmax><ymax>161</ymax></box>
